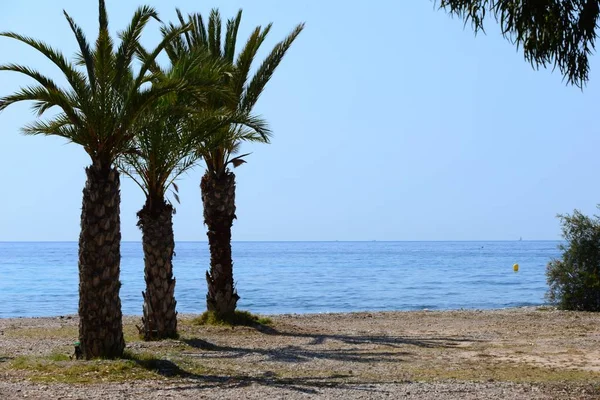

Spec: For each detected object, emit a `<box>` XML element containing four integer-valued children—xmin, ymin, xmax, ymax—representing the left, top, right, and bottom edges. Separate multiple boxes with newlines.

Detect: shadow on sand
<box><xmin>128</xmin><ymin>357</ymin><xmax>393</xmax><ymax>395</ymax></box>
<box><xmin>181</xmin><ymin>322</ymin><xmax>476</xmax><ymax>362</ymax></box>
<box><xmin>128</xmin><ymin>325</ymin><xmax>479</xmax><ymax>395</ymax></box>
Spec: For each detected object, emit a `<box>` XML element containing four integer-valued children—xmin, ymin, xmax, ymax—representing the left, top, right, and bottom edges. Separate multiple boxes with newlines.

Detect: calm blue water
<box><xmin>0</xmin><ymin>241</ymin><xmax>561</xmax><ymax>318</ymax></box>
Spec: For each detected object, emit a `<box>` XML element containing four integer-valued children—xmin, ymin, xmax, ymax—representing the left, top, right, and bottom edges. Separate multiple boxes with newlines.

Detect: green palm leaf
<box><xmin>231</xmin><ymin>25</ymin><xmax>271</xmax><ymax>100</ymax></box>
<box><xmin>241</xmin><ymin>23</ymin><xmax>304</xmax><ymax>112</ymax></box>
<box><xmin>0</xmin><ymin>3</ymin><xmax>186</xmax><ymax>166</ymax></box>
<box><xmin>63</xmin><ymin>11</ymin><xmax>96</xmax><ymax>91</ymax></box>
<box><xmin>115</xmin><ymin>5</ymin><xmax>159</xmax><ymax>87</ymax></box>
<box><xmin>119</xmin><ymin>48</ymin><xmax>236</xmax><ymax>204</ymax></box>
<box><xmin>223</xmin><ymin>10</ymin><xmax>243</xmax><ymax>63</ymax></box>
<box><xmin>0</xmin><ymin>32</ymin><xmax>89</xmax><ymax>98</ymax></box>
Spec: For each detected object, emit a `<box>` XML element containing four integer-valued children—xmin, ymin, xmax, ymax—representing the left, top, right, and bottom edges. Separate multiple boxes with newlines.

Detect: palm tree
<box><xmin>0</xmin><ymin>1</ymin><xmax>184</xmax><ymax>358</ymax></box>
<box><xmin>119</xmin><ymin>48</ymin><xmax>264</xmax><ymax>339</ymax></box>
<box><xmin>166</xmin><ymin>9</ymin><xmax>304</xmax><ymax>317</ymax></box>
<box><xmin>119</xmin><ymin>94</ymin><xmax>196</xmax><ymax>341</ymax></box>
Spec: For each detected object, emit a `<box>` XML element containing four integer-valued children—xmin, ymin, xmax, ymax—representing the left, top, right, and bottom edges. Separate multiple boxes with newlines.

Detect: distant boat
<box><xmin>519</xmin><ymin>237</ymin><xmax>522</xmax><ymax>241</ymax></box>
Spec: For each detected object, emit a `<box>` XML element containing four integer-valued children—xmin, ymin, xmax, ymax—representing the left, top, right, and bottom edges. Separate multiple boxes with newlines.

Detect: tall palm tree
<box><xmin>0</xmin><ymin>1</ymin><xmax>184</xmax><ymax>358</ymax></box>
<box><xmin>166</xmin><ymin>9</ymin><xmax>304</xmax><ymax>317</ymax></box>
<box><xmin>119</xmin><ymin>48</ymin><xmax>265</xmax><ymax>339</ymax></box>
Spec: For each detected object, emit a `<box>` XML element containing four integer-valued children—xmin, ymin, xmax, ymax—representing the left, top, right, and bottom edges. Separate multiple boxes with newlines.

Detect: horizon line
<box><xmin>0</xmin><ymin>239</ymin><xmax>563</xmax><ymax>243</ymax></box>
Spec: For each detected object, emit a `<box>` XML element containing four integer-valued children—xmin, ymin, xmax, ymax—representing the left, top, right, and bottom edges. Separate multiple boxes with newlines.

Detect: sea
<box><xmin>0</xmin><ymin>241</ymin><xmax>562</xmax><ymax>318</ymax></box>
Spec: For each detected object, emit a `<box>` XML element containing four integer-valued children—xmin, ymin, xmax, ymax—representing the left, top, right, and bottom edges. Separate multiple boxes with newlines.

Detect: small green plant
<box><xmin>546</xmin><ymin>208</ymin><xmax>600</xmax><ymax>311</ymax></box>
<box><xmin>10</xmin><ymin>354</ymin><xmax>158</xmax><ymax>383</ymax></box>
<box><xmin>122</xmin><ymin>350</ymin><xmax>162</xmax><ymax>369</ymax></box>
<box><xmin>48</xmin><ymin>352</ymin><xmax>71</xmax><ymax>362</ymax></box>
<box><xmin>192</xmin><ymin>310</ymin><xmax>273</xmax><ymax>327</ymax></box>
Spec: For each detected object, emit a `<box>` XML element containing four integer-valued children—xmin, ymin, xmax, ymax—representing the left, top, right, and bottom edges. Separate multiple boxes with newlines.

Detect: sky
<box><xmin>0</xmin><ymin>1</ymin><xmax>599</xmax><ymax>242</ymax></box>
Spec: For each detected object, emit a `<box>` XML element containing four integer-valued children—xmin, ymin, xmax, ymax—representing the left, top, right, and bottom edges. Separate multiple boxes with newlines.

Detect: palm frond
<box><xmin>63</xmin><ymin>11</ymin><xmax>96</xmax><ymax>91</ymax></box>
<box><xmin>190</xmin><ymin>13</ymin><xmax>208</xmax><ymax>48</ymax></box>
<box><xmin>22</xmin><ymin>117</ymin><xmax>90</xmax><ymax>152</ymax></box>
<box><xmin>117</xmin><ymin>153</ymin><xmax>150</xmax><ymax>197</ymax></box>
<box><xmin>241</xmin><ymin>23</ymin><xmax>304</xmax><ymax>112</ymax></box>
<box><xmin>161</xmin><ymin>21</ymin><xmax>188</xmax><ymax>62</ymax></box>
<box><xmin>115</xmin><ymin>5</ymin><xmax>159</xmax><ymax>87</ymax></box>
<box><xmin>0</xmin><ymin>32</ymin><xmax>89</xmax><ymax>97</ymax></box>
<box><xmin>131</xmin><ymin>24</ymin><xmax>189</xmax><ymax>93</ymax></box>
<box><xmin>176</xmin><ymin>8</ymin><xmax>193</xmax><ymax>49</ymax></box>
<box><xmin>134</xmin><ymin>44</ymin><xmax>164</xmax><ymax>76</ymax></box>
<box><xmin>21</xmin><ymin>115</ymin><xmax>72</xmax><ymax>136</ymax></box>
<box><xmin>116</xmin><ymin>78</ymin><xmax>184</xmax><ymax>156</ymax></box>
<box><xmin>0</xmin><ymin>64</ymin><xmax>62</xmax><ymax>91</ymax></box>
<box><xmin>231</xmin><ymin>112</ymin><xmax>271</xmax><ymax>142</ymax></box>
<box><xmin>208</xmin><ymin>9</ymin><xmax>222</xmax><ymax>58</ymax></box>
<box><xmin>223</xmin><ymin>10</ymin><xmax>243</xmax><ymax>63</ymax></box>
<box><xmin>231</xmin><ymin>24</ymin><xmax>271</xmax><ymax>99</ymax></box>
<box><xmin>0</xmin><ymin>85</ymin><xmax>81</xmax><ymax>123</ymax></box>
<box><xmin>98</xmin><ymin>0</ymin><xmax>108</xmax><ymax>32</ymax></box>
<box><xmin>93</xmin><ymin>25</ymin><xmax>116</xmax><ymax>106</ymax></box>
<box><xmin>119</xmin><ymin>106</ymin><xmax>202</xmax><ymax>202</ymax></box>
<box><xmin>0</xmin><ymin>0</ymin><xmax>192</xmax><ymax>171</ymax></box>
<box><xmin>170</xmin><ymin>50</ymin><xmax>235</xmax><ymax>106</ymax></box>
<box><xmin>157</xmin><ymin>8</ymin><xmax>301</xmax><ymax>176</ymax></box>
<box><xmin>228</xmin><ymin>152</ymin><xmax>249</xmax><ymax>168</ymax></box>
<box><xmin>93</xmin><ymin>0</ymin><xmax>119</xmax><ymax>92</ymax></box>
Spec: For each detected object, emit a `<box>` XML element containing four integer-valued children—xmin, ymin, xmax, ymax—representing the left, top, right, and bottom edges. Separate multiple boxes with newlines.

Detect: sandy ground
<box><xmin>1</xmin><ymin>307</ymin><xmax>600</xmax><ymax>399</ymax></box>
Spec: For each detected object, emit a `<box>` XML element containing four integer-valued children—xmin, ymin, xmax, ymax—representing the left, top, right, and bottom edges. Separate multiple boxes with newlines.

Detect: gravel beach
<box><xmin>1</xmin><ymin>307</ymin><xmax>599</xmax><ymax>399</ymax></box>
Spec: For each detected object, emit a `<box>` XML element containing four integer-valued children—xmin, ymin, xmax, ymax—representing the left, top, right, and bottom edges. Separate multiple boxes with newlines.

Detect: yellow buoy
<box><xmin>513</xmin><ymin>263</ymin><xmax>519</xmax><ymax>272</ymax></box>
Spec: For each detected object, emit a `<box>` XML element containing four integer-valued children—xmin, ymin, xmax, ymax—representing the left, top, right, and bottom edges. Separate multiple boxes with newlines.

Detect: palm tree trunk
<box><xmin>201</xmin><ymin>169</ymin><xmax>239</xmax><ymax>316</ymax></box>
<box><xmin>78</xmin><ymin>162</ymin><xmax>125</xmax><ymax>359</ymax></box>
<box><xmin>137</xmin><ymin>199</ymin><xmax>177</xmax><ymax>340</ymax></box>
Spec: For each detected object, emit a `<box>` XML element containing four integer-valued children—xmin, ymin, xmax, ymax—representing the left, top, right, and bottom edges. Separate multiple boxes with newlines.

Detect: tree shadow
<box><xmin>126</xmin><ymin>326</ymin><xmax>480</xmax><ymax>395</ymax></box>
<box><xmin>277</xmin><ymin>322</ymin><xmax>478</xmax><ymax>346</ymax></box>
<box><xmin>161</xmin><ymin>375</ymin><xmax>395</xmax><ymax>395</ymax></box>
<box><xmin>127</xmin><ymin>355</ymin><xmax>388</xmax><ymax>395</ymax></box>
<box><xmin>211</xmin><ymin>322</ymin><xmax>476</xmax><ymax>349</ymax></box>
<box><xmin>182</xmin><ymin>338</ymin><xmax>411</xmax><ymax>363</ymax></box>
<box><xmin>181</xmin><ymin>326</ymin><xmax>478</xmax><ymax>364</ymax></box>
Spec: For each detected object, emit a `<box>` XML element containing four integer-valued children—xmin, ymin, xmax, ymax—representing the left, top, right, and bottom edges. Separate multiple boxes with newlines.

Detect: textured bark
<box><xmin>137</xmin><ymin>200</ymin><xmax>178</xmax><ymax>340</ymax></box>
<box><xmin>201</xmin><ymin>170</ymin><xmax>239</xmax><ymax>316</ymax></box>
<box><xmin>78</xmin><ymin>163</ymin><xmax>125</xmax><ymax>359</ymax></box>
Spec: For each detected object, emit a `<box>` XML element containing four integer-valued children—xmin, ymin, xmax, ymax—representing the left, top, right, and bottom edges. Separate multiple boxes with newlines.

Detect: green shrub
<box><xmin>192</xmin><ymin>310</ymin><xmax>273</xmax><ymax>327</ymax></box>
<box><xmin>546</xmin><ymin>208</ymin><xmax>600</xmax><ymax>311</ymax></box>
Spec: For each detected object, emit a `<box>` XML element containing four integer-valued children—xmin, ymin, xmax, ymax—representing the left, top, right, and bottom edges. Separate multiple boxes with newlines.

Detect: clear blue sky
<box><xmin>1</xmin><ymin>0</ymin><xmax>599</xmax><ymax>242</ymax></box>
